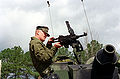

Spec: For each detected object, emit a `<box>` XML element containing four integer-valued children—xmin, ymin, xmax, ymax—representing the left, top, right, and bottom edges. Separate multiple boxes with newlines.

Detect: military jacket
<box><xmin>29</xmin><ymin>37</ymin><xmax>58</xmax><ymax>77</ymax></box>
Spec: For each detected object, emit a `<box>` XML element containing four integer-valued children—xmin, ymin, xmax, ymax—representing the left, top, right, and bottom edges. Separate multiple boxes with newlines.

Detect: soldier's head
<box><xmin>35</xmin><ymin>26</ymin><xmax>50</xmax><ymax>42</ymax></box>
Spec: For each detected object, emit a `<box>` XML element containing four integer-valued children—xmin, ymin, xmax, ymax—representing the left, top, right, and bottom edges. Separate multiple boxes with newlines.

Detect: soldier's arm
<box><xmin>34</xmin><ymin>43</ymin><xmax>58</xmax><ymax>61</ymax></box>
<box><xmin>46</xmin><ymin>37</ymin><xmax>55</xmax><ymax>49</ymax></box>
<box><xmin>46</xmin><ymin>42</ymin><xmax>52</xmax><ymax>49</ymax></box>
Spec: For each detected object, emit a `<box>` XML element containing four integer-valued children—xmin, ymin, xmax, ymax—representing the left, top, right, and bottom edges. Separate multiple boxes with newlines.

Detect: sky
<box><xmin>0</xmin><ymin>0</ymin><xmax>120</xmax><ymax>53</ymax></box>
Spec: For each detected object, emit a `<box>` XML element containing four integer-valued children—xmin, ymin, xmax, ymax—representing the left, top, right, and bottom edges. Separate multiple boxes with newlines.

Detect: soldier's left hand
<box><xmin>54</xmin><ymin>42</ymin><xmax>62</xmax><ymax>48</ymax></box>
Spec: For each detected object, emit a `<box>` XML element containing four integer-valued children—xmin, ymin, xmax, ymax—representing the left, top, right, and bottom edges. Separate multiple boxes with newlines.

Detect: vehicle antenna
<box><xmin>47</xmin><ymin>1</ymin><xmax>54</xmax><ymax>36</ymax></box>
<box><xmin>81</xmin><ymin>0</ymin><xmax>93</xmax><ymax>40</ymax></box>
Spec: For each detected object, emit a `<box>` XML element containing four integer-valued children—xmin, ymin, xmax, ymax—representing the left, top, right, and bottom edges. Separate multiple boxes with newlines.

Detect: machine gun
<box><xmin>54</xmin><ymin>21</ymin><xmax>87</xmax><ymax>64</ymax></box>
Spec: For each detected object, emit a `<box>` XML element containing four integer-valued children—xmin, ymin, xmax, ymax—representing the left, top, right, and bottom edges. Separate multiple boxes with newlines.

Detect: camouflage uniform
<box><xmin>29</xmin><ymin>36</ymin><xmax>58</xmax><ymax>77</ymax></box>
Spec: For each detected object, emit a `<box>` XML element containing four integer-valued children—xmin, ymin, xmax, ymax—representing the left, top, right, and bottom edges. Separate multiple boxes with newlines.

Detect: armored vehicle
<box><xmin>51</xmin><ymin>44</ymin><xmax>119</xmax><ymax>79</ymax></box>
<box><xmin>51</xmin><ymin>21</ymin><xmax>119</xmax><ymax>79</ymax></box>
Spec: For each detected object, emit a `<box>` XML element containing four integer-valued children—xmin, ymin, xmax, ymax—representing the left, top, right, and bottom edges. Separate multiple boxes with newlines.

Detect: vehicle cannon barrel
<box><xmin>67</xmin><ymin>44</ymin><xmax>119</xmax><ymax>79</ymax></box>
<box><xmin>91</xmin><ymin>44</ymin><xmax>118</xmax><ymax>79</ymax></box>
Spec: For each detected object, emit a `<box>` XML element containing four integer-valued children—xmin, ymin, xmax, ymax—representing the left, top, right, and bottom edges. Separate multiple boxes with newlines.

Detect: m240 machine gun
<box><xmin>54</xmin><ymin>21</ymin><xmax>87</xmax><ymax>64</ymax></box>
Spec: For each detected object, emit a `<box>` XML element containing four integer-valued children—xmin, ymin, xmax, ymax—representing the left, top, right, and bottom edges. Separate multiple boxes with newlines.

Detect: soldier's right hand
<box><xmin>48</xmin><ymin>37</ymin><xmax>55</xmax><ymax>43</ymax></box>
<box><xmin>54</xmin><ymin>42</ymin><xmax>62</xmax><ymax>48</ymax></box>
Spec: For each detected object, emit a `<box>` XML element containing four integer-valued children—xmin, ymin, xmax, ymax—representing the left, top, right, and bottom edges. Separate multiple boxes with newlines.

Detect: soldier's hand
<box><xmin>48</xmin><ymin>37</ymin><xmax>55</xmax><ymax>44</ymax></box>
<box><xmin>54</xmin><ymin>42</ymin><xmax>62</xmax><ymax>48</ymax></box>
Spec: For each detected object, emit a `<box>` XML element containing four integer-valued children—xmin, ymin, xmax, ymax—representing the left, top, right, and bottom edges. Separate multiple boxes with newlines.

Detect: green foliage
<box><xmin>81</xmin><ymin>40</ymin><xmax>103</xmax><ymax>64</ymax></box>
<box><xmin>87</xmin><ymin>40</ymin><xmax>103</xmax><ymax>57</ymax></box>
<box><xmin>55</xmin><ymin>47</ymin><xmax>74</xmax><ymax>59</ymax></box>
<box><xmin>115</xmin><ymin>54</ymin><xmax>120</xmax><ymax>73</ymax></box>
<box><xmin>80</xmin><ymin>50</ymin><xmax>88</xmax><ymax>64</ymax></box>
<box><xmin>0</xmin><ymin>46</ymin><xmax>38</xmax><ymax>78</ymax></box>
<box><xmin>55</xmin><ymin>47</ymin><xmax>70</xmax><ymax>56</ymax></box>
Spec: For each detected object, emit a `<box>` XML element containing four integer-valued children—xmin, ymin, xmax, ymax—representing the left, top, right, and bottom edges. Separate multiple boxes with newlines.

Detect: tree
<box><xmin>0</xmin><ymin>46</ymin><xmax>24</xmax><ymax>78</ymax></box>
<box><xmin>81</xmin><ymin>40</ymin><xmax>103</xmax><ymax>64</ymax></box>
<box><xmin>23</xmin><ymin>51</ymin><xmax>39</xmax><ymax>78</ymax></box>
<box><xmin>0</xmin><ymin>46</ymin><xmax>38</xmax><ymax>79</ymax></box>
<box><xmin>53</xmin><ymin>47</ymin><xmax>75</xmax><ymax>62</ymax></box>
<box><xmin>55</xmin><ymin>47</ymin><xmax>71</xmax><ymax>56</ymax></box>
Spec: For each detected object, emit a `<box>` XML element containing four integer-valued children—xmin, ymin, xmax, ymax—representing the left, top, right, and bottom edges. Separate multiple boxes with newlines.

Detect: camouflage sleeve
<box><xmin>46</xmin><ymin>42</ymin><xmax>52</xmax><ymax>49</ymax></box>
<box><xmin>34</xmin><ymin>43</ymin><xmax>58</xmax><ymax>61</ymax></box>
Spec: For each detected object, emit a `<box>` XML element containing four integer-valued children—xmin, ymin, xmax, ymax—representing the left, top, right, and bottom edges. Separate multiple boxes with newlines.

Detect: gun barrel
<box><xmin>103</xmin><ymin>44</ymin><xmax>116</xmax><ymax>54</ymax></box>
<box><xmin>96</xmin><ymin>44</ymin><xmax>117</xmax><ymax>65</ymax></box>
<box><xmin>65</xmin><ymin>21</ymin><xmax>75</xmax><ymax>35</ymax></box>
<box><xmin>75</xmin><ymin>34</ymin><xmax>87</xmax><ymax>39</ymax></box>
<box><xmin>91</xmin><ymin>44</ymin><xmax>118</xmax><ymax>79</ymax></box>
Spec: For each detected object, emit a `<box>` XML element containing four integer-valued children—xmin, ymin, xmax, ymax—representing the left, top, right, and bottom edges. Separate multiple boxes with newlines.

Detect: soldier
<box><xmin>29</xmin><ymin>26</ymin><xmax>62</xmax><ymax>79</ymax></box>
